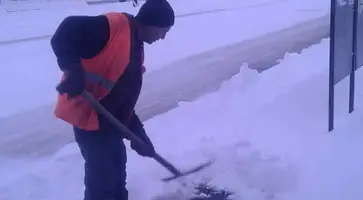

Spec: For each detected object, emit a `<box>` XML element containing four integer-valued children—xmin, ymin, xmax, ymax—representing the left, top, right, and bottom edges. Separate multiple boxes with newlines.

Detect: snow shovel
<box><xmin>81</xmin><ymin>91</ymin><xmax>212</xmax><ymax>182</ymax></box>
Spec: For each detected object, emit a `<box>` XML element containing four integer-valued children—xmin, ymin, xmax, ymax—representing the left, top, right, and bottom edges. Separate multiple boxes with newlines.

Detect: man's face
<box><xmin>144</xmin><ymin>26</ymin><xmax>171</xmax><ymax>44</ymax></box>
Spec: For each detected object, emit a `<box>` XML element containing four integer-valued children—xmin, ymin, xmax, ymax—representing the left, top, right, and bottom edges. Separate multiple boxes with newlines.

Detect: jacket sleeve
<box><xmin>128</xmin><ymin>111</ymin><xmax>154</xmax><ymax>148</ymax></box>
<box><xmin>50</xmin><ymin>15</ymin><xmax>109</xmax><ymax>72</ymax></box>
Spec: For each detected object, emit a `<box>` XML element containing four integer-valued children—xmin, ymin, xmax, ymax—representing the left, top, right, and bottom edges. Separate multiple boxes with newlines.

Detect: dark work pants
<box><xmin>73</xmin><ymin>120</ymin><xmax>129</xmax><ymax>200</ymax></box>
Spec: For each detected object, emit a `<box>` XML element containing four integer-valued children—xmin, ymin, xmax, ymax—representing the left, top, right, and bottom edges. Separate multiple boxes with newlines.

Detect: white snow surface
<box><xmin>2</xmin><ymin>39</ymin><xmax>363</xmax><ymax>200</ymax></box>
<box><xmin>0</xmin><ymin>0</ymin><xmax>329</xmax><ymax>118</ymax></box>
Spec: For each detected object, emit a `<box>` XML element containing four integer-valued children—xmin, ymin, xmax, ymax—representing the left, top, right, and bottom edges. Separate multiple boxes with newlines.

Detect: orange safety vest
<box><xmin>54</xmin><ymin>12</ymin><xmax>144</xmax><ymax>131</ymax></box>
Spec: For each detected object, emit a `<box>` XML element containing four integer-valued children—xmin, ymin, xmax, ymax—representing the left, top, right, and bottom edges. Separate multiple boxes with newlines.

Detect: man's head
<box><xmin>135</xmin><ymin>0</ymin><xmax>175</xmax><ymax>44</ymax></box>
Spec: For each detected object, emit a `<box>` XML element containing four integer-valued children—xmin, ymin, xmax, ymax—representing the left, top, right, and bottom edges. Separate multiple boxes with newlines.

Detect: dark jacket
<box><xmin>51</xmin><ymin>14</ymin><xmax>144</xmax><ymax>124</ymax></box>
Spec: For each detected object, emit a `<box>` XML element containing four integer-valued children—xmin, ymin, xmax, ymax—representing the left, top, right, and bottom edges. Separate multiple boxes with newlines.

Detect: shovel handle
<box><xmin>153</xmin><ymin>153</ymin><xmax>182</xmax><ymax>176</ymax></box>
<box><xmin>81</xmin><ymin>91</ymin><xmax>144</xmax><ymax>145</ymax></box>
<box><xmin>81</xmin><ymin>91</ymin><xmax>182</xmax><ymax>177</ymax></box>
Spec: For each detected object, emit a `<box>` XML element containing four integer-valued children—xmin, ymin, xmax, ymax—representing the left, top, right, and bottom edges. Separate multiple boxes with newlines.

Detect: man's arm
<box><xmin>51</xmin><ymin>15</ymin><xmax>110</xmax><ymax>97</ymax></box>
<box><xmin>50</xmin><ymin>15</ymin><xmax>110</xmax><ymax>72</ymax></box>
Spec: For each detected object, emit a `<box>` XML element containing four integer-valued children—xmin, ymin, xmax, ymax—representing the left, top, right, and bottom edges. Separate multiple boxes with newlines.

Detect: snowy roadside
<box><xmin>0</xmin><ymin>15</ymin><xmax>329</xmax><ymax>159</ymax></box>
<box><xmin>0</xmin><ymin>2</ymin><xmax>329</xmax><ymax>120</ymax></box>
<box><xmin>0</xmin><ymin>0</ymin><xmax>292</xmax><ymax>44</ymax></box>
<box><xmin>0</xmin><ymin>0</ymin><xmax>329</xmax><ymax>120</ymax></box>
<box><xmin>2</xmin><ymin>38</ymin><xmax>363</xmax><ymax>200</ymax></box>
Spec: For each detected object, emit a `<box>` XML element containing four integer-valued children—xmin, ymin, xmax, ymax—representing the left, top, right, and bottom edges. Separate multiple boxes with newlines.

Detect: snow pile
<box><xmin>127</xmin><ymin>38</ymin><xmax>363</xmax><ymax>200</ymax></box>
<box><xmin>140</xmin><ymin>38</ymin><xmax>363</xmax><ymax>200</ymax></box>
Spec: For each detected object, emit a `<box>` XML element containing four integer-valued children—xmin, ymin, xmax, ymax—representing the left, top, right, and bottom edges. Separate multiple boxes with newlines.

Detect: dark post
<box><xmin>329</xmin><ymin>0</ymin><xmax>336</xmax><ymax>131</ymax></box>
<box><xmin>349</xmin><ymin>0</ymin><xmax>359</xmax><ymax>113</ymax></box>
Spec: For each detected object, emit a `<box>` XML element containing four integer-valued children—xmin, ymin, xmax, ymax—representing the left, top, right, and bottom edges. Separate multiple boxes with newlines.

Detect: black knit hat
<box><xmin>135</xmin><ymin>0</ymin><xmax>175</xmax><ymax>28</ymax></box>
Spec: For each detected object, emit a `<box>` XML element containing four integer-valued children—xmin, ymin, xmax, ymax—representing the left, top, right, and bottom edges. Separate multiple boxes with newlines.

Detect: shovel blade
<box><xmin>162</xmin><ymin>160</ymin><xmax>213</xmax><ymax>182</ymax></box>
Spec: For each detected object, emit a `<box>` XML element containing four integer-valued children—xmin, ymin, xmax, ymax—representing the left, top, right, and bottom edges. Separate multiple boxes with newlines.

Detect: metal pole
<box><xmin>329</xmin><ymin>0</ymin><xmax>337</xmax><ymax>131</ymax></box>
<box><xmin>349</xmin><ymin>0</ymin><xmax>359</xmax><ymax>113</ymax></box>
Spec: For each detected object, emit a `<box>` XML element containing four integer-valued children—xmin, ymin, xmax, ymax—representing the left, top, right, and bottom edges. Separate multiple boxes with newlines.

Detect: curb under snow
<box><xmin>0</xmin><ymin>14</ymin><xmax>330</xmax><ymax>158</ymax></box>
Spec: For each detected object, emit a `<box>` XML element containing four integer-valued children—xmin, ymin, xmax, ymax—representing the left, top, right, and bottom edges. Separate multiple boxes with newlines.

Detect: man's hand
<box><xmin>130</xmin><ymin>134</ymin><xmax>156</xmax><ymax>157</ymax></box>
<box><xmin>128</xmin><ymin>112</ymin><xmax>156</xmax><ymax>157</ymax></box>
<box><xmin>56</xmin><ymin>70</ymin><xmax>85</xmax><ymax>99</ymax></box>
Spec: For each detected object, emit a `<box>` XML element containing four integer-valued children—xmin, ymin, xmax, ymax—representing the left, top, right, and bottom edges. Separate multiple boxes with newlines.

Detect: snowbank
<box><xmin>2</xmin><ymin>38</ymin><xmax>363</xmax><ymax>200</ymax></box>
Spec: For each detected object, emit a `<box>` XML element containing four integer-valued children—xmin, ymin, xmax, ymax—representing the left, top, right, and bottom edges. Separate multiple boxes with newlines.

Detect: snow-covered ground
<box><xmin>2</xmin><ymin>38</ymin><xmax>363</xmax><ymax>200</ymax></box>
<box><xmin>0</xmin><ymin>0</ymin><xmax>329</xmax><ymax>118</ymax></box>
<box><xmin>5</xmin><ymin>0</ymin><xmax>359</xmax><ymax>199</ymax></box>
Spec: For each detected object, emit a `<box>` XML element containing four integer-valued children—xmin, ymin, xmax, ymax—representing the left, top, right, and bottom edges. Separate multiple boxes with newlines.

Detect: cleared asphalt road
<box><xmin>0</xmin><ymin>14</ymin><xmax>329</xmax><ymax>159</ymax></box>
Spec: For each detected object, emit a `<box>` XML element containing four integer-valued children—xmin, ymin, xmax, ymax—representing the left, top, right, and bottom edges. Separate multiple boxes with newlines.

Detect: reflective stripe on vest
<box><xmin>85</xmin><ymin>72</ymin><xmax>115</xmax><ymax>91</ymax></box>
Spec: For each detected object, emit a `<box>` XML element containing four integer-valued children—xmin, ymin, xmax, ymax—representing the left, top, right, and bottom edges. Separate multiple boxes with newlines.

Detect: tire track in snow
<box><xmin>176</xmin><ymin>0</ymin><xmax>290</xmax><ymax>18</ymax></box>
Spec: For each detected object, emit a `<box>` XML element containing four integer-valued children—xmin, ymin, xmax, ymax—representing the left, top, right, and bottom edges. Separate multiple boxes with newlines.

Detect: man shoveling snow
<box><xmin>50</xmin><ymin>0</ymin><xmax>174</xmax><ymax>199</ymax></box>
